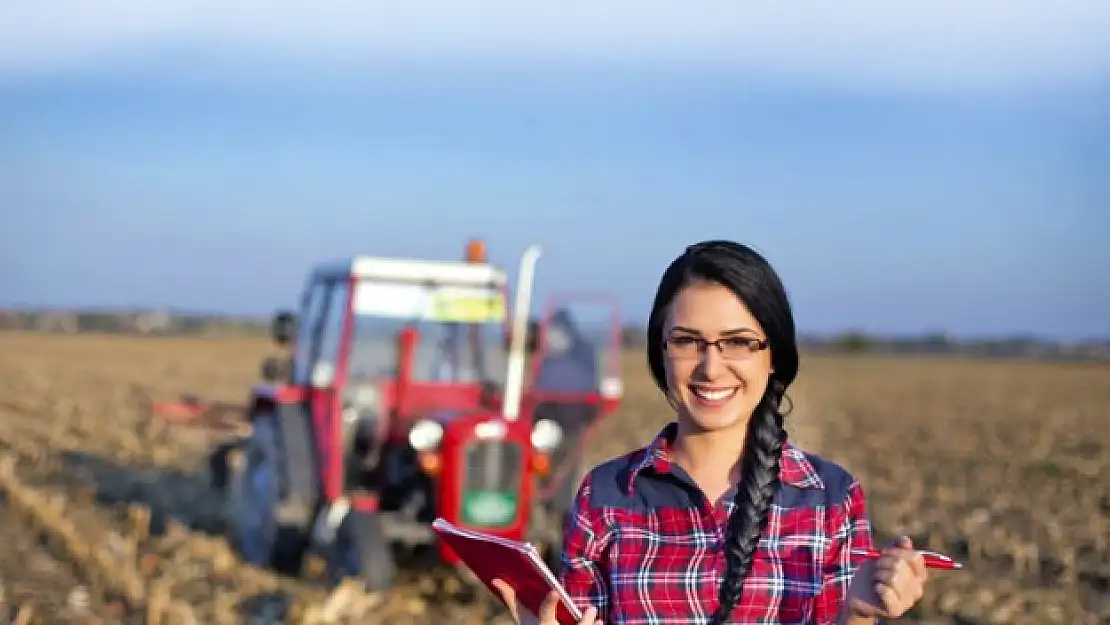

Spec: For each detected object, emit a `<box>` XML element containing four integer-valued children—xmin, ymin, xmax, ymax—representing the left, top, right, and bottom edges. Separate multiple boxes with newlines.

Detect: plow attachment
<box><xmin>129</xmin><ymin>385</ymin><xmax>252</xmax><ymax>437</ymax></box>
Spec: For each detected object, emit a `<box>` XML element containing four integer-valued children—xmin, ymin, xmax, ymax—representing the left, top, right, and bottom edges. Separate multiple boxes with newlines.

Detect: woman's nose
<box><xmin>698</xmin><ymin>344</ymin><xmax>729</xmax><ymax>378</ymax></box>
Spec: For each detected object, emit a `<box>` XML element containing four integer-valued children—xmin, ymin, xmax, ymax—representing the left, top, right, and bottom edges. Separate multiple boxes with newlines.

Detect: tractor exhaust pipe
<box><xmin>502</xmin><ymin>244</ymin><xmax>542</xmax><ymax>422</ymax></box>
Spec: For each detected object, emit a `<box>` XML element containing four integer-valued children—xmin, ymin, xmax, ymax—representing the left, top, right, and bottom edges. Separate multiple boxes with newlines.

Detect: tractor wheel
<box><xmin>541</xmin><ymin>459</ymin><xmax>587</xmax><ymax>576</ymax></box>
<box><xmin>555</xmin><ymin>457</ymin><xmax>587</xmax><ymax>518</ymax></box>
<box><xmin>220</xmin><ymin>445</ymin><xmax>245</xmax><ymax>552</ymax></box>
<box><xmin>226</xmin><ymin>414</ymin><xmax>308</xmax><ymax>575</ymax></box>
<box><xmin>206</xmin><ymin>439</ymin><xmax>235</xmax><ymax>493</ymax></box>
<box><xmin>330</xmin><ymin>509</ymin><xmax>396</xmax><ymax>592</ymax></box>
<box><xmin>541</xmin><ymin>537</ymin><xmax>562</xmax><ymax>578</ymax></box>
<box><xmin>273</xmin><ymin>402</ymin><xmax>319</xmax><ymax>529</ymax></box>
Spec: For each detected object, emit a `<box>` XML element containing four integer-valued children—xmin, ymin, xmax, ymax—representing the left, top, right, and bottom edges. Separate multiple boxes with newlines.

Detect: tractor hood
<box><xmin>408</xmin><ymin>406</ymin><xmax>533</xmax><ymax>450</ymax></box>
<box><xmin>424</xmin><ymin>407</ymin><xmax>500</xmax><ymax>429</ymax></box>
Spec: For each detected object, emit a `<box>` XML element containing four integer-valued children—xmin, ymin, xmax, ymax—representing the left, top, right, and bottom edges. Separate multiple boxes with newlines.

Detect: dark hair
<box><xmin>646</xmin><ymin>240</ymin><xmax>799</xmax><ymax>624</ymax></box>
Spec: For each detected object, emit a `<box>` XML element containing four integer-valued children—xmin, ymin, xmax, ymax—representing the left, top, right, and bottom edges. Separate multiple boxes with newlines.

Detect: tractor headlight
<box><xmin>408</xmin><ymin>420</ymin><xmax>444</xmax><ymax>451</ymax></box>
<box><xmin>531</xmin><ymin>419</ymin><xmax>563</xmax><ymax>451</ymax></box>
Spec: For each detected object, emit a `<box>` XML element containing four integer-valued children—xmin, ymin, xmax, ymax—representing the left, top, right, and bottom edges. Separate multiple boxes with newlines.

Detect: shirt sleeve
<box><xmin>558</xmin><ymin>472</ymin><xmax>612</xmax><ymax>621</ymax></box>
<box><xmin>817</xmin><ymin>478</ymin><xmax>874</xmax><ymax>623</ymax></box>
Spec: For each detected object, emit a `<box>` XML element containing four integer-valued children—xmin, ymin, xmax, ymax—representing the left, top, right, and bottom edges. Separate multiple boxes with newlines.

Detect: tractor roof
<box><xmin>310</xmin><ymin>256</ymin><xmax>508</xmax><ymax>287</ymax></box>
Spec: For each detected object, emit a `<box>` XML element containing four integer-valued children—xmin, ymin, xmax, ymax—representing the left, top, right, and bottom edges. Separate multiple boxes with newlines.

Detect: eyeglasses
<box><xmin>663</xmin><ymin>335</ymin><xmax>769</xmax><ymax>360</ymax></box>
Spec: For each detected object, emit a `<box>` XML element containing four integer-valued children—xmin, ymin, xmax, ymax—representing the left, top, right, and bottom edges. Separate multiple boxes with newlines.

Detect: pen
<box><xmin>850</xmin><ymin>549</ymin><xmax>964</xmax><ymax>570</ymax></box>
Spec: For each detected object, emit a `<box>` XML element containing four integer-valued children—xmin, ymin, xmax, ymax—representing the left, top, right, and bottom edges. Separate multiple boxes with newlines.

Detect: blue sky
<box><xmin>2</xmin><ymin>1</ymin><xmax>1109</xmax><ymax>340</ymax></box>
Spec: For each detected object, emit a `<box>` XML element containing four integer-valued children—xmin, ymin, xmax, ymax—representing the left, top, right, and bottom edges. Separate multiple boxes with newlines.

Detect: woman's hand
<box><xmin>847</xmin><ymin>536</ymin><xmax>929</xmax><ymax>620</ymax></box>
<box><xmin>491</xmin><ymin>578</ymin><xmax>601</xmax><ymax>625</ymax></box>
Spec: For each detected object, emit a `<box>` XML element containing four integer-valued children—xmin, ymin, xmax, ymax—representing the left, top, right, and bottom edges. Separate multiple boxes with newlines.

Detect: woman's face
<box><xmin>662</xmin><ymin>279</ymin><xmax>773</xmax><ymax>434</ymax></box>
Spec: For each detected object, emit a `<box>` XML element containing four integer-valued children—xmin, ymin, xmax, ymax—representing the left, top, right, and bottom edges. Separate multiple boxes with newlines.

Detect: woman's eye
<box><xmin>670</xmin><ymin>337</ymin><xmax>697</xmax><ymax>346</ymax></box>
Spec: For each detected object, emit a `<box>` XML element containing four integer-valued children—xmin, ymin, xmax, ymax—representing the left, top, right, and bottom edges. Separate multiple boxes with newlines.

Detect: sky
<box><xmin>2</xmin><ymin>1</ymin><xmax>1109</xmax><ymax>340</ymax></box>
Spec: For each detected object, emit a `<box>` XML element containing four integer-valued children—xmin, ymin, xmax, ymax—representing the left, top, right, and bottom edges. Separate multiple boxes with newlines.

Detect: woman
<box><xmin>493</xmin><ymin>240</ymin><xmax>929</xmax><ymax>624</ymax></box>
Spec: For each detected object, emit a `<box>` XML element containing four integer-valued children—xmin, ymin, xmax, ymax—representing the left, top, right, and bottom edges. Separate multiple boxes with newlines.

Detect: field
<box><xmin>0</xmin><ymin>331</ymin><xmax>1107</xmax><ymax>624</ymax></box>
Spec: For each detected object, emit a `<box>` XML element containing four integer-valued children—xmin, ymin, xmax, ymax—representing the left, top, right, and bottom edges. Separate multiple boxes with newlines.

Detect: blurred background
<box><xmin>0</xmin><ymin>2</ymin><xmax>1108</xmax><ymax>624</ymax></box>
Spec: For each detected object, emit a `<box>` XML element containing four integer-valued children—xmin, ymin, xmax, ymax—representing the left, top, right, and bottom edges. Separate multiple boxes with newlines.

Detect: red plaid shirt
<box><xmin>559</xmin><ymin>422</ymin><xmax>873</xmax><ymax>624</ymax></box>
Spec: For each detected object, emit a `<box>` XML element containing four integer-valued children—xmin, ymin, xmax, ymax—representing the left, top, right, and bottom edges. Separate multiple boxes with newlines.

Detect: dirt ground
<box><xmin>0</xmin><ymin>331</ymin><xmax>1107</xmax><ymax>624</ymax></box>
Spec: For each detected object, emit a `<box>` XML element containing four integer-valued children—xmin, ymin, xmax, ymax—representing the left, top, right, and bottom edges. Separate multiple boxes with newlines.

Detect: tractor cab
<box><xmin>269</xmin><ymin>241</ymin><xmax>527</xmax><ymax>500</ymax></box>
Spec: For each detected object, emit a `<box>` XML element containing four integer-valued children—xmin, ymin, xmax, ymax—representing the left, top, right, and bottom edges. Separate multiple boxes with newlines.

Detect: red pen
<box><xmin>850</xmin><ymin>549</ymin><xmax>964</xmax><ymax>570</ymax></box>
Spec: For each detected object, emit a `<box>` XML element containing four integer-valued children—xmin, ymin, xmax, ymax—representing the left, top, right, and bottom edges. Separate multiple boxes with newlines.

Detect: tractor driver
<box><xmin>532</xmin><ymin>309</ymin><xmax>599</xmax><ymax>474</ymax></box>
<box><xmin>534</xmin><ymin>309</ymin><xmax>598</xmax><ymax>393</ymax></box>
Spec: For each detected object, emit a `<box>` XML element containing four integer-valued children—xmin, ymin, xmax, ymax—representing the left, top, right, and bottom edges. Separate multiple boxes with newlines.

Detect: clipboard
<box><xmin>432</xmin><ymin>517</ymin><xmax>583</xmax><ymax>625</ymax></box>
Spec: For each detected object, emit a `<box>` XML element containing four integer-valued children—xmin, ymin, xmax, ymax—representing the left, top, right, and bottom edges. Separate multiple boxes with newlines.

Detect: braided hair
<box><xmin>646</xmin><ymin>241</ymin><xmax>799</xmax><ymax>625</ymax></box>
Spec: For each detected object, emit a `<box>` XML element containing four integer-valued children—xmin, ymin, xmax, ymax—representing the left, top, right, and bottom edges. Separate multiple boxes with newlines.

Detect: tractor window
<box><xmin>347</xmin><ymin>316</ymin><xmax>409</xmax><ymax>380</ymax></box>
<box><xmin>291</xmin><ymin>281</ymin><xmax>328</xmax><ymax>385</ymax></box>
<box><xmin>344</xmin><ymin>279</ymin><xmax>509</xmax><ymax>386</ymax></box>
<box><xmin>347</xmin><ymin>317</ymin><xmax>508</xmax><ymax>385</ymax></box>
<box><xmin>313</xmin><ymin>280</ymin><xmax>350</xmax><ymax>384</ymax></box>
<box><xmin>419</xmin><ymin>321</ymin><xmax>508</xmax><ymax>384</ymax></box>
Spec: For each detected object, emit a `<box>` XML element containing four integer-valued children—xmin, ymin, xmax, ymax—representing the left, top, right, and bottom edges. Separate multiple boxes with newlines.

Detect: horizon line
<box><xmin>2</xmin><ymin>305</ymin><xmax>1105</xmax><ymax>344</ymax></box>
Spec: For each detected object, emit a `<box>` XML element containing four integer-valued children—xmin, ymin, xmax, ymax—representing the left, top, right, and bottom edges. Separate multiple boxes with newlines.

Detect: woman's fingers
<box><xmin>537</xmin><ymin>590</ymin><xmax>560</xmax><ymax>623</ymax></box>
<box><xmin>492</xmin><ymin>580</ymin><xmax>601</xmax><ymax>625</ymax></box>
<box><xmin>491</xmin><ymin>579</ymin><xmax>525</xmax><ymax>624</ymax></box>
<box><xmin>492</xmin><ymin>578</ymin><xmax>515</xmax><ymax>605</ymax></box>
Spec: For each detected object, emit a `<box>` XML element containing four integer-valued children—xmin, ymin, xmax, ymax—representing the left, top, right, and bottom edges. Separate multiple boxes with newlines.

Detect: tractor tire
<box><xmin>352</xmin><ymin>510</ymin><xmax>396</xmax><ymax>592</ymax></box>
<box><xmin>541</xmin><ymin>531</ymin><xmax>562</xmax><ymax>578</ymax></box>
<box><xmin>207</xmin><ymin>440</ymin><xmax>233</xmax><ymax>493</ymax></box>
<box><xmin>227</xmin><ymin>414</ymin><xmax>308</xmax><ymax>576</ymax></box>
<box><xmin>555</xmin><ymin>457</ymin><xmax>587</xmax><ymax>519</ymax></box>
<box><xmin>273</xmin><ymin>402</ymin><xmax>318</xmax><ymax>529</ymax></box>
<box><xmin>220</xmin><ymin>445</ymin><xmax>245</xmax><ymax>552</ymax></box>
<box><xmin>330</xmin><ymin>509</ymin><xmax>396</xmax><ymax>592</ymax></box>
<box><xmin>542</xmin><ymin>460</ymin><xmax>587</xmax><ymax>577</ymax></box>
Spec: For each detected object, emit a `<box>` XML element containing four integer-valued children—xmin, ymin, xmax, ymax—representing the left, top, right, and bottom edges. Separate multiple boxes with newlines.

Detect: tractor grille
<box><xmin>459</xmin><ymin>441</ymin><xmax>523</xmax><ymax>528</ymax></box>
<box><xmin>463</xmin><ymin>441</ymin><xmax>522</xmax><ymax>492</ymax></box>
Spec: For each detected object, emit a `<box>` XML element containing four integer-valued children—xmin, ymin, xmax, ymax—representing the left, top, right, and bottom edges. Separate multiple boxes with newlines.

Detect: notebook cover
<box><xmin>432</xmin><ymin>518</ymin><xmax>583</xmax><ymax>625</ymax></box>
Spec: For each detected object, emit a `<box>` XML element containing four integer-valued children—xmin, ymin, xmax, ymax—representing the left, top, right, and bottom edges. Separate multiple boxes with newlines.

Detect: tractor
<box><xmin>208</xmin><ymin>240</ymin><xmax>623</xmax><ymax>591</ymax></box>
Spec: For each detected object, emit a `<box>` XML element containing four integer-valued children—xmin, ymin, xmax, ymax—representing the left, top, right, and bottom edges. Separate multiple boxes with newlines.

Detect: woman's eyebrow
<box><xmin>719</xmin><ymin>327</ymin><xmax>759</xmax><ymax>337</ymax></box>
<box><xmin>668</xmin><ymin>325</ymin><xmax>758</xmax><ymax>336</ymax></box>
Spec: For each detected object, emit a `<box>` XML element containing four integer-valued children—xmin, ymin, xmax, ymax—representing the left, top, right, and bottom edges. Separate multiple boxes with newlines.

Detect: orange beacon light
<box><xmin>466</xmin><ymin>238</ymin><xmax>487</xmax><ymax>263</ymax></box>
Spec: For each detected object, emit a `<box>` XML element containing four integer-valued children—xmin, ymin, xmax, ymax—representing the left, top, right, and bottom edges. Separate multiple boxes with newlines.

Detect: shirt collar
<box><xmin>626</xmin><ymin>421</ymin><xmax>826</xmax><ymax>494</ymax></box>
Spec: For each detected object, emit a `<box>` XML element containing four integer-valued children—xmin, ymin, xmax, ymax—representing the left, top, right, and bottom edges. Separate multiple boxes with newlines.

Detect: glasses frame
<box><xmin>662</xmin><ymin>336</ymin><xmax>770</xmax><ymax>361</ymax></box>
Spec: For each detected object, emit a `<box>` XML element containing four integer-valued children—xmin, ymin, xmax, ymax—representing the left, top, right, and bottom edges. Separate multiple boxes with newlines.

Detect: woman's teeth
<box><xmin>691</xmin><ymin>386</ymin><xmax>738</xmax><ymax>401</ymax></box>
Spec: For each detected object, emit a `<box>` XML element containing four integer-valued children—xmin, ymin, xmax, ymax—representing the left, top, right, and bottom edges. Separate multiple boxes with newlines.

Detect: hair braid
<box><xmin>707</xmin><ymin>378</ymin><xmax>788</xmax><ymax>625</ymax></box>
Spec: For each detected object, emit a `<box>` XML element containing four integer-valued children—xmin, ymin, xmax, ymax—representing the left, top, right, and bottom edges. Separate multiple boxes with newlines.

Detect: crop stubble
<box><xmin>0</xmin><ymin>332</ymin><xmax>1106</xmax><ymax>624</ymax></box>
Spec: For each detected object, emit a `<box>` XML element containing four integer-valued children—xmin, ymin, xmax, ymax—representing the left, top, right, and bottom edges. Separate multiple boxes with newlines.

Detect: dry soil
<box><xmin>0</xmin><ymin>332</ymin><xmax>1107</xmax><ymax>624</ymax></box>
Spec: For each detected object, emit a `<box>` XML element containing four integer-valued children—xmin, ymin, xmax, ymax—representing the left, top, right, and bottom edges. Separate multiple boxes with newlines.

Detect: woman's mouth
<box><xmin>689</xmin><ymin>385</ymin><xmax>739</xmax><ymax>406</ymax></box>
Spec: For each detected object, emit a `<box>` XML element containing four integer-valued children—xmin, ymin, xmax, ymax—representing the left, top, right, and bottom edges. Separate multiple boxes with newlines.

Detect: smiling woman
<box><xmin>494</xmin><ymin>240</ymin><xmax>933</xmax><ymax>625</ymax></box>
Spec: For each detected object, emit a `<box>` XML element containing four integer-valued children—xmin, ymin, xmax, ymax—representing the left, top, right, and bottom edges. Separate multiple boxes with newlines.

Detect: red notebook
<box><xmin>432</xmin><ymin>518</ymin><xmax>584</xmax><ymax>625</ymax></box>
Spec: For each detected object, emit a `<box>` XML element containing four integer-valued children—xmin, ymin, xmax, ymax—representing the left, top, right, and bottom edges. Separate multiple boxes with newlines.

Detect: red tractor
<box><xmin>209</xmin><ymin>240</ymin><xmax>622</xmax><ymax>591</ymax></box>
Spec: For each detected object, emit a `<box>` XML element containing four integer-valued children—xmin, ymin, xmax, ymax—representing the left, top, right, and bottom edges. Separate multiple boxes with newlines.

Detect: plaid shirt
<box><xmin>559</xmin><ymin>422</ymin><xmax>873</xmax><ymax>624</ymax></box>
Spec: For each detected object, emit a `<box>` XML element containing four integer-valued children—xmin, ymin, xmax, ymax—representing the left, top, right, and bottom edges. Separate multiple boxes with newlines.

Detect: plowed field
<box><xmin>0</xmin><ymin>331</ymin><xmax>1106</xmax><ymax>624</ymax></box>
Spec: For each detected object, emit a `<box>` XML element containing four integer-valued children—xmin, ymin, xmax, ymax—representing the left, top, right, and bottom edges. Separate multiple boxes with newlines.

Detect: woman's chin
<box><xmin>682</xmin><ymin>406</ymin><xmax>748</xmax><ymax>433</ymax></box>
